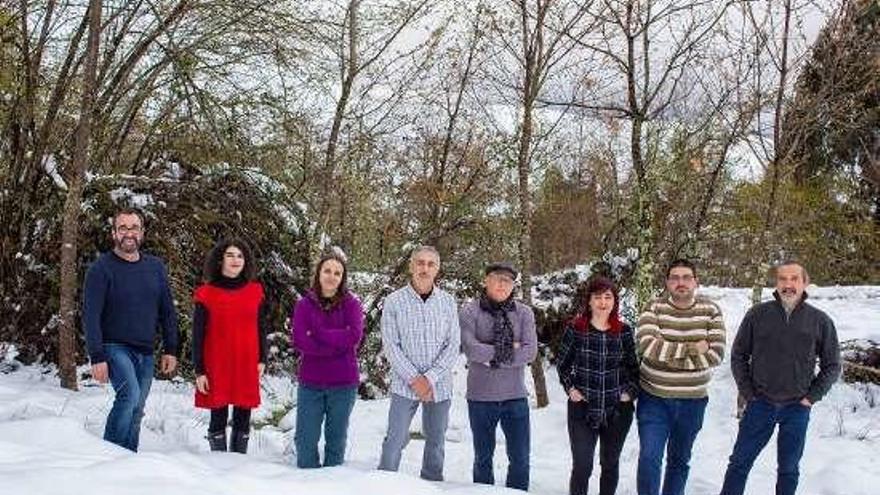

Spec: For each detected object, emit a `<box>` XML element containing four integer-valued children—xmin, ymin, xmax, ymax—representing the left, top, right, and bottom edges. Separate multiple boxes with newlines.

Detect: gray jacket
<box><xmin>459</xmin><ymin>298</ymin><xmax>538</xmax><ymax>402</ymax></box>
<box><xmin>731</xmin><ymin>292</ymin><xmax>841</xmax><ymax>404</ymax></box>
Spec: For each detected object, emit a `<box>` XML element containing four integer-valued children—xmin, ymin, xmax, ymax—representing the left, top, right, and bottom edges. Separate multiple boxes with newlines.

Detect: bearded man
<box><xmin>719</xmin><ymin>261</ymin><xmax>840</xmax><ymax>495</ymax></box>
<box><xmin>82</xmin><ymin>208</ymin><xmax>179</xmax><ymax>451</ymax></box>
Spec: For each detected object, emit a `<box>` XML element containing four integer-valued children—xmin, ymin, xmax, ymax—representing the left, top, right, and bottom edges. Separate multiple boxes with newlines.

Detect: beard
<box><xmin>779</xmin><ymin>289</ymin><xmax>801</xmax><ymax>312</ymax></box>
<box><xmin>114</xmin><ymin>236</ymin><xmax>141</xmax><ymax>253</ymax></box>
<box><xmin>670</xmin><ymin>288</ymin><xmax>695</xmax><ymax>304</ymax></box>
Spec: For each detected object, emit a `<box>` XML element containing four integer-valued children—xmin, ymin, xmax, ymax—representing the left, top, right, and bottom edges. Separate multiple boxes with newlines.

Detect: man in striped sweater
<box><xmin>635</xmin><ymin>259</ymin><xmax>726</xmax><ymax>495</ymax></box>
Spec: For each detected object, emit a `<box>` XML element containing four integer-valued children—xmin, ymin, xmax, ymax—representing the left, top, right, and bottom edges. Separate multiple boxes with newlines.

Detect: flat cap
<box><xmin>485</xmin><ymin>261</ymin><xmax>518</xmax><ymax>279</ymax></box>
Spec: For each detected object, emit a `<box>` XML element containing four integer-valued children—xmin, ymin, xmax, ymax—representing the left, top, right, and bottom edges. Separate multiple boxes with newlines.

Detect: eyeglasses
<box><xmin>487</xmin><ymin>274</ymin><xmax>515</xmax><ymax>284</ymax></box>
<box><xmin>115</xmin><ymin>225</ymin><xmax>143</xmax><ymax>234</ymax></box>
<box><xmin>667</xmin><ymin>274</ymin><xmax>694</xmax><ymax>283</ymax></box>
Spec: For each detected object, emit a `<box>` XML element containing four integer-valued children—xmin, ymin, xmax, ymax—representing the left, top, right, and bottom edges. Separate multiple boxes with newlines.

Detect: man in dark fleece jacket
<box><xmin>82</xmin><ymin>208</ymin><xmax>179</xmax><ymax>451</ymax></box>
<box><xmin>720</xmin><ymin>261</ymin><xmax>840</xmax><ymax>495</ymax></box>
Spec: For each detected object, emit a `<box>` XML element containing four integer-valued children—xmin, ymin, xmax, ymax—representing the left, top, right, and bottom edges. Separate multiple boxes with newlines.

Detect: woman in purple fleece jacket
<box><xmin>291</xmin><ymin>250</ymin><xmax>364</xmax><ymax>468</ymax></box>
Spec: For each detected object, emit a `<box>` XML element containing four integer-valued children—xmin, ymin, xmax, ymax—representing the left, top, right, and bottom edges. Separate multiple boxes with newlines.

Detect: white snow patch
<box><xmin>109</xmin><ymin>188</ymin><xmax>155</xmax><ymax>208</ymax></box>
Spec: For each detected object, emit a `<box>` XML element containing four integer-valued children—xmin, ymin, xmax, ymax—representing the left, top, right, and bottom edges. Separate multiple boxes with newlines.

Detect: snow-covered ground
<box><xmin>1</xmin><ymin>286</ymin><xmax>879</xmax><ymax>495</ymax></box>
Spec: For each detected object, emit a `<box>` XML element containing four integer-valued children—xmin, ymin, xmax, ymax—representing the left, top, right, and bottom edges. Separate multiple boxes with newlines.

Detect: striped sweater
<box><xmin>636</xmin><ymin>296</ymin><xmax>726</xmax><ymax>398</ymax></box>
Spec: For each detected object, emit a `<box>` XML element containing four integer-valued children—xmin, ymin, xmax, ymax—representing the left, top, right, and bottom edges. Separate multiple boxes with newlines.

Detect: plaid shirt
<box><xmin>381</xmin><ymin>284</ymin><xmax>460</xmax><ymax>402</ymax></box>
<box><xmin>557</xmin><ymin>323</ymin><xmax>639</xmax><ymax>427</ymax></box>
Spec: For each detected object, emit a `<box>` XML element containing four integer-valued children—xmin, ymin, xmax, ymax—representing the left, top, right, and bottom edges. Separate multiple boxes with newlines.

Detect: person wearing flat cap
<box><xmin>459</xmin><ymin>262</ymin><xmax>538</xmax><ymax>491</ymax></box>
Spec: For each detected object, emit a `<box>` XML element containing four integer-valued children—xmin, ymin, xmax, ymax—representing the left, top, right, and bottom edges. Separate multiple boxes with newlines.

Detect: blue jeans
<box><xmin>378</xmin><ymin>394</ymin><xmax>451</xmax><ymax>481</ymax></box>
<box><xmin>468</xmin><ymin>398</ymin><xmax>530</xmax><ymax>491</ymax></box>
<box><xmin>636</xmin><ymin>391</ymin><xmax>708</xmax><ymax>495</ymax></box>
<box><xmin>719</xmin><ymin>398</ymin><xmax>811</xmax><ymax>495</ymax></box>
<box><xmin>103</xmin><ymin>344</ymin><xmax>154</xmax><ymax>451</ymax></box>
<box><xmin>294</xmin><ymin>384</ymin><xmax>357</xmax><ymax>468</ymax></box>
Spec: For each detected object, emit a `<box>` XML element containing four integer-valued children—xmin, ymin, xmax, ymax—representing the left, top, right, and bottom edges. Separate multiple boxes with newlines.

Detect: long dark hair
<box><xmin>202</xmin><ymin>238</ymin><xmax>256</xmax><ymax>283</ymax></box>
<box><xmin>570</xmin><ymin>276</ymin><xmax>623</xmax><ymax>334</ymax></box>
<box><xmin>311</xmin><ymin>251</ymin><xmax>349</xmax><ymax>308</ymax></box>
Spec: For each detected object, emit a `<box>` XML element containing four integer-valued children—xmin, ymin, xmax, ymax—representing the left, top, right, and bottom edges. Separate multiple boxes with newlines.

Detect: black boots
<box><xmin>208</xmin><ymin>428</ymin><xmax>249</xmax><ymax>453</ymax></box>
<box><xmin>207</xmin><ymin>430</ymin><xmax>227</xmax><ymax>452</ymax></box>
<box><xmin>230</xmin><ymin>429</ymin><xmax>250</xmax><ymax>454</ymax></box>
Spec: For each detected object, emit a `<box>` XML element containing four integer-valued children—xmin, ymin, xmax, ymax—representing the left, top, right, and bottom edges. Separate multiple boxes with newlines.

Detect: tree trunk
<box><xmin>751</xmin><ymin>0</ymin><xmax>792</xmax><ymax>305</ymax></box>
<box><xmin>517</xmin><ymin>106</ymin><xmax>548</xmax><ymax>407</ymax></box>
<box><xmin>320</xmin><ymin>0</ymin><xmax>360</xmax><ymax>238</ymax></box>
<box><xmin>58</xmin><ymin>0</ymin><xmax>102</xmax><ymax>390</ymax></box>
<box><xmin>623</xmin><ymin>0</ymin><xmax>655</xmax><ymax>311</ymax></box>
<box><xmin>516</xmin><ymin>1</ymin><xmax>548</xmax><ymax>408</ymax></box>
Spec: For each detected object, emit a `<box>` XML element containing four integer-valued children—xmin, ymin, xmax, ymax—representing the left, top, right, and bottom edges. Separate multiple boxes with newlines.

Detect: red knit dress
<box><xmin>194</xmin><ymin>281</ymin><xmax>263</xmax><ymax>409</ymax></box>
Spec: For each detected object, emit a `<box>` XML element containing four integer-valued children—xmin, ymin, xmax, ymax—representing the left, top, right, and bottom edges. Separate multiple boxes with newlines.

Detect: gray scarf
<box><xmin>479</xmin><ymin>293</ymin><xmax>516</xmax><ymax>368</ymax></box>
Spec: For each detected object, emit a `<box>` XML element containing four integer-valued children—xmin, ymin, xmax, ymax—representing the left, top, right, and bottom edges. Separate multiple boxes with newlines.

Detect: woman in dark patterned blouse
<box><xmin>556</xmin><ymin>276</ymin><xmax>639</xmax><ymax>495</ymax></box>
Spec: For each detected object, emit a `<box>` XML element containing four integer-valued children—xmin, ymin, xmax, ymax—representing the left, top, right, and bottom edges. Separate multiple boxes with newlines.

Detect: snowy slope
<box><xmin>1</xmin><ymin>286</ymin><xmax>879</xmax><ymax>495</ymax></box>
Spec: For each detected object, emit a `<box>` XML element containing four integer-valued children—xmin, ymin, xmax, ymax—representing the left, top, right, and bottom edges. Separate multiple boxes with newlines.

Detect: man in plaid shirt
<box><xmin>377</xmin><ymin>245</ymin><xmax>461</xmax><ymax>481</ymax></box>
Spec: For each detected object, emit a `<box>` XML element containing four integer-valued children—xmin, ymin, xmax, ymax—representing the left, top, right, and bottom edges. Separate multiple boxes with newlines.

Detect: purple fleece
<box><xmin>291</xmin><ymin>289</ymin><xmax>364</xmax><ymax>388</ymax></box>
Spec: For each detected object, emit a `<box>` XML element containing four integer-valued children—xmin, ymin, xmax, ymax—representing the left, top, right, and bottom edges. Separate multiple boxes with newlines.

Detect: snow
<box><xmin>2</xmin><ymin>286</ymin><xmax>879</xmax><ymax>494</ymax></box>
<box><xmin>108</xmin><ymin>187</ymin><xmax>155</xmax><ymax>209</ymax></box>
<box><xmin>327</xmin><ymin>245</ymin><xmax>348</xmax><ymax>263</ymax></box>
<box><xmin>42</xmin><ymin>155</ymin><xmax>67</xmax><ymax>190</ymax></box>
<box><xmin>273</xmin><ymin>203</ymin><xmax>303</xmax><ymax>233</ymax></box>
<box><xmin>163</xmin><ymin>162</ymin><xmax>183</xmax><ymax>181</ymax></box>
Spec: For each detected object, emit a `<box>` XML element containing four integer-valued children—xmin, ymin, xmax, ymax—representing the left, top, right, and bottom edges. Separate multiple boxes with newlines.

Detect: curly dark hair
<box><xmin>202</xmin><ymin>238</ymin><xmax>256</xmax><ymax>283</ymax></box>
<box><xmin>311</xmin><ymin>251</ymin><xmax>349</xmax><ymax>308</ymax></box>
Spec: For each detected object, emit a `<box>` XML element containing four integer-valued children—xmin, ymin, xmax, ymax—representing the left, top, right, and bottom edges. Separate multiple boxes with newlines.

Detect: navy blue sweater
<box><xmin>82</xmin><ymin>251</ymin><xmax>180</xmax><ymax>363</ymax></box>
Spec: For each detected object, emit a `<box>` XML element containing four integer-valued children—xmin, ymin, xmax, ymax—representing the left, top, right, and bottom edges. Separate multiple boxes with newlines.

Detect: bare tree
<box><xmin>58</xmin><ymin>0</ymin><xmax>102</xmax><ymax>390</ymax></box>
<box><xmin>728</xmin><ymin>0</ymin><xmax>822</xmax><ymax>302</ymax></box>
<box><xmin>485</xmin><ymin>0</ymin><xmax>599</xmax><ymax>407</ymax></box>
<box><xmin>302</xmin><ymin>0</ymin><xmax>435</xmax><ymax>242</ymax></box>
<box><xmin>536</xmin><ymin>0</ymin><xmax>736</xmax><ymax>307</ymax></box>
<box><xmin>0</xmin><ymin>0</ymin><xmax>318</xmax><ymax>366</ymax></box>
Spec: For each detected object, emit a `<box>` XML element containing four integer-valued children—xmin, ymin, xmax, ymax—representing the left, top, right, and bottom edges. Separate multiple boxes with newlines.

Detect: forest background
<box><xmin>0</xmin><ymin>0</ymin><xmax>877</xmax><ymax>398</ymax></box>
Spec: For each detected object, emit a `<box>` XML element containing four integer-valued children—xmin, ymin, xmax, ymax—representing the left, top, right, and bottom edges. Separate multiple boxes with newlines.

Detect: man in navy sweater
<box><xmin>82</xmin><ymin>208</ymin><xmax>179</xmax><ymax>451</ymax></box>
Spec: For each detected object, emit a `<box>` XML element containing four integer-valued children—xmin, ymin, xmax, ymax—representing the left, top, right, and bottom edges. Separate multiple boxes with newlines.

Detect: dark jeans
<box><xmin>294</xmin><ymin>384</ymin><xmax>357</xmax><ymax>468</ymax></box>
<box><xmin>103</xmin><ymin>344</ymin><xmax>154</xmax><ymax>452</ymax></box>
<box><xmin>719</xmin><ymin>397</ymin><xmax>811</xmax><ymax>495</ymax></box>
<box><xmin>567</xmin><ymin>400</ymin><xmax>634</xmax><ymax>495</ymax></box>
<box><xmin>209</xmin><ymin>406</ymin><xmax>251</xmax><ymax>433</ymax></box>
<box><xmin>468</xmin><ymin>398</ymin><xmax>531</xmax><ymax>491</ymax></box>
<box><xmin>636</xmin><ymin>391</ymin><xmax>708</xmax><ymax>495</ymax></box>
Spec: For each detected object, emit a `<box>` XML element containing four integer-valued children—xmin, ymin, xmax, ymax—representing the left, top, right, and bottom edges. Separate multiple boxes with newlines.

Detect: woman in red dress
<box><xmin>192</xmin><ymin>238</ymin><xmax>268</xmax><ymax>453</ymax></box>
